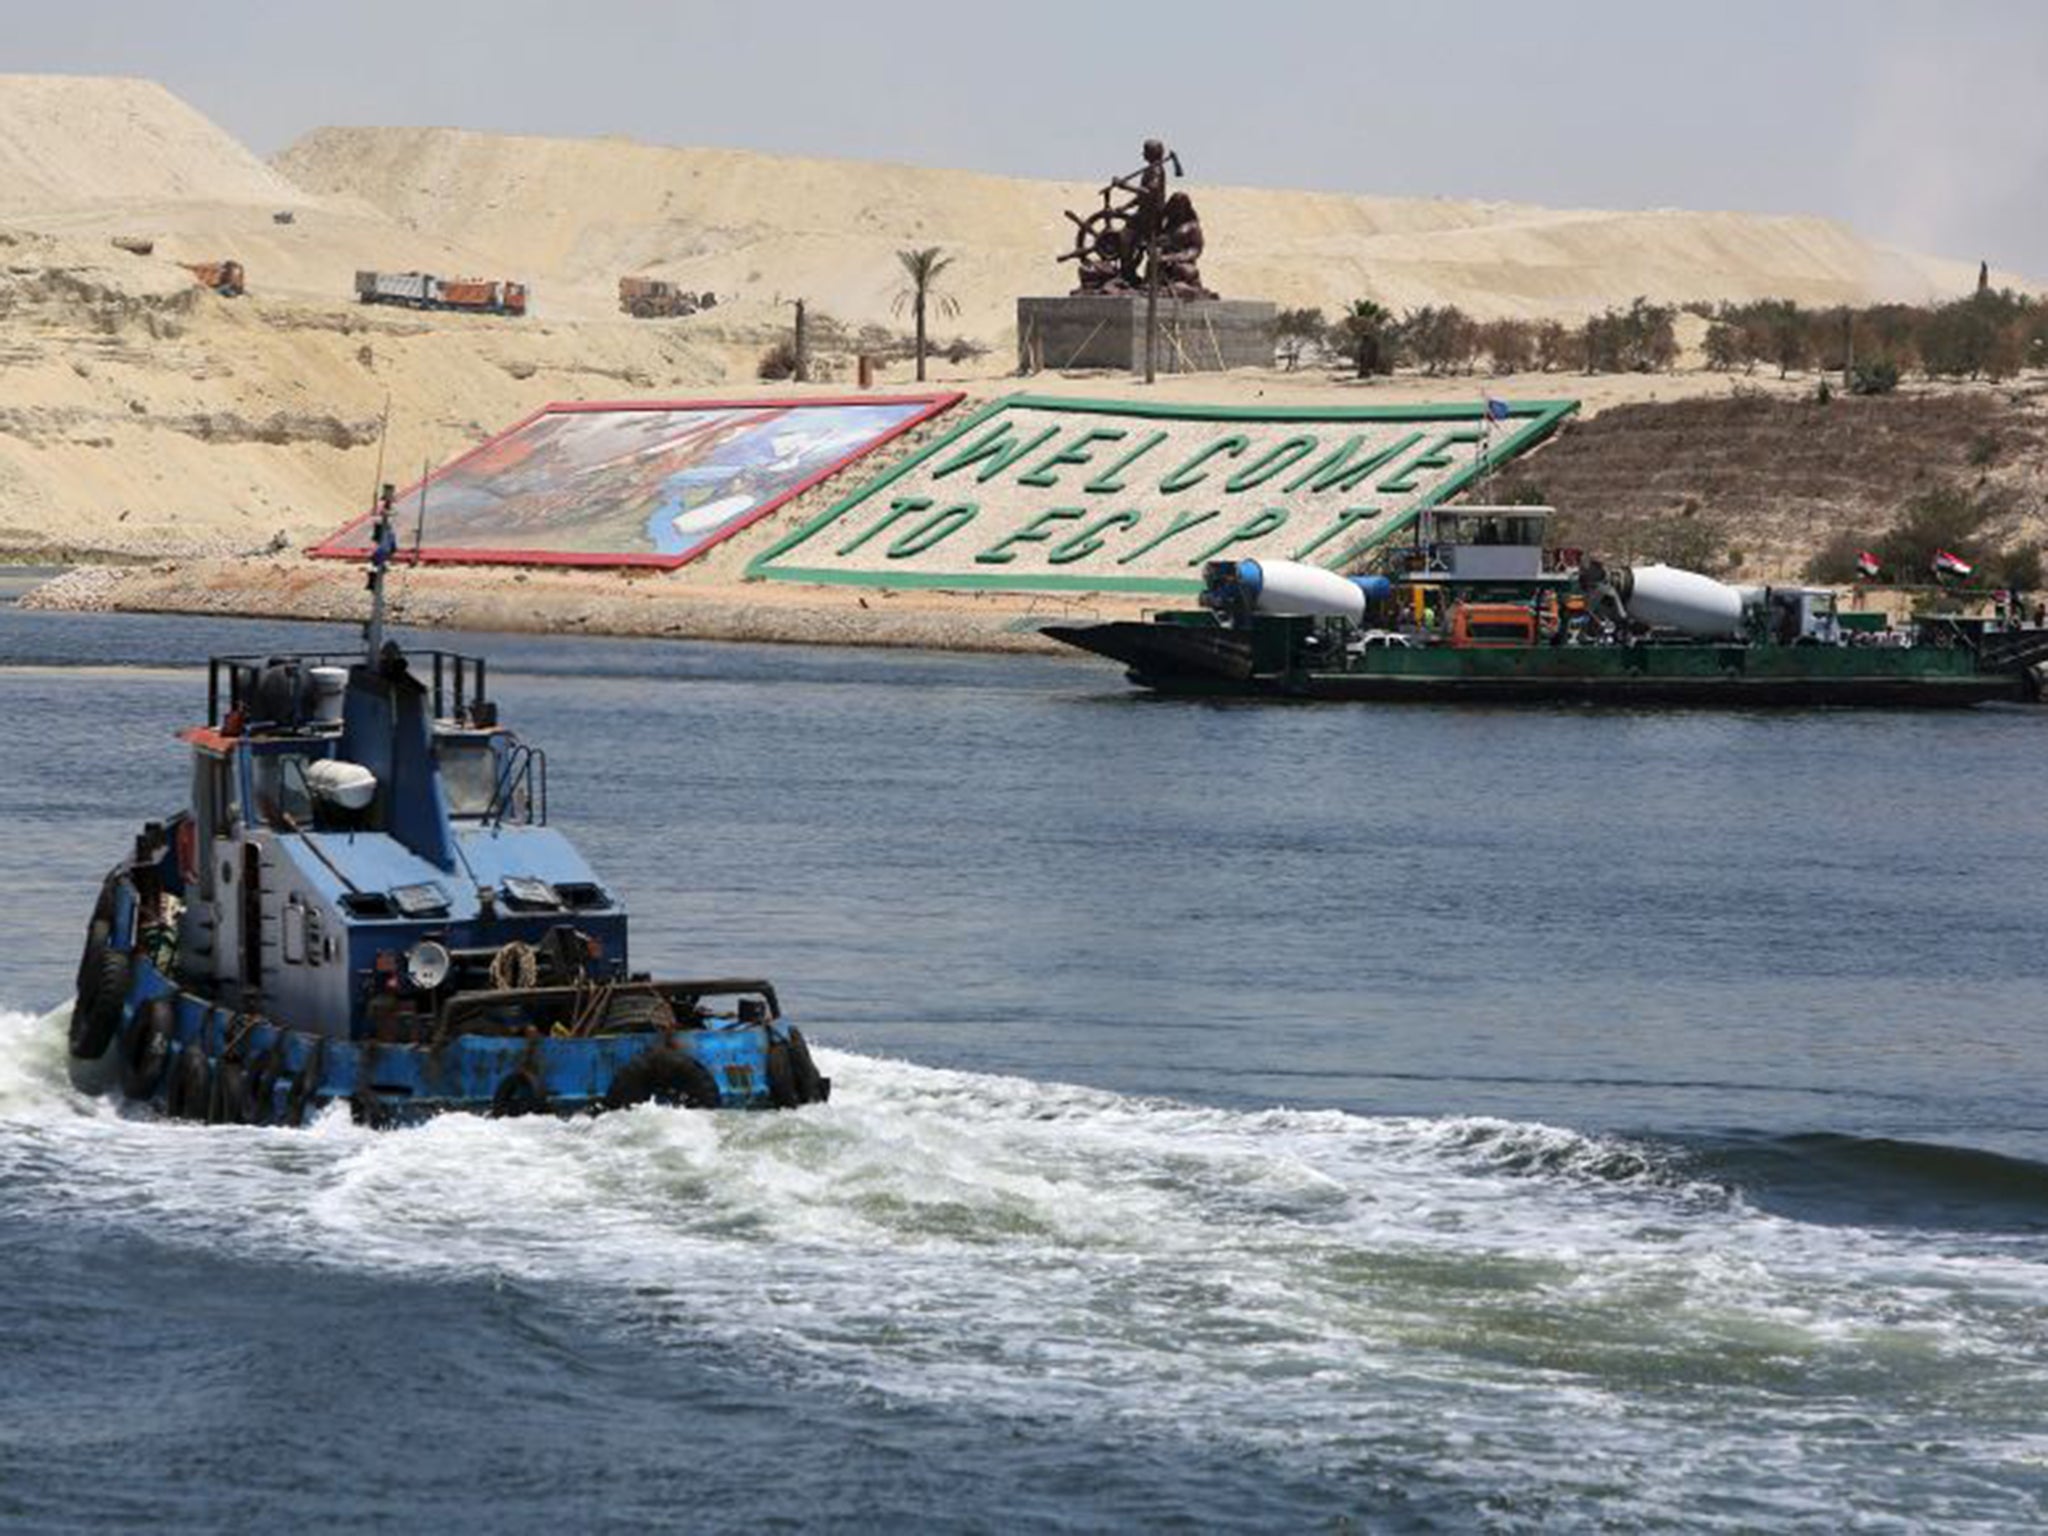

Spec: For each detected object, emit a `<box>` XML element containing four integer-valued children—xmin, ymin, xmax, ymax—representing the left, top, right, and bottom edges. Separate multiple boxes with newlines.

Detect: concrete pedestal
<box><xmin>1017</xmin><ymin>294</ymin><xmax>1277</xmax><ymax>375</ymax></box>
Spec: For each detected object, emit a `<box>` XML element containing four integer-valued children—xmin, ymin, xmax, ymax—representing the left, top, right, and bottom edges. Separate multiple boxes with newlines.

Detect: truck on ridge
<box><xmin>355</xmin><ymin>270</ymin><xmax>528</xmax><ymax>317</ymax></box>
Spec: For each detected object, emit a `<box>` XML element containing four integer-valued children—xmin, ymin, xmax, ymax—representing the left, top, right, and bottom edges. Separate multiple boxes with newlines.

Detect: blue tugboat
<box><xmin>66</xmin><ymin>487</ymin><xmax>828</xmax><ymax>1125</ymax></box>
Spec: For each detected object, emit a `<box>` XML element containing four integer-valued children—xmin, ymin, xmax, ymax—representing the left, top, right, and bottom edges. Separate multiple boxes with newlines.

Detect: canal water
<box><xmin>1</xmin><ymin>605</ymin><xmax>2043</xmax><ymax>1531</ymax></box>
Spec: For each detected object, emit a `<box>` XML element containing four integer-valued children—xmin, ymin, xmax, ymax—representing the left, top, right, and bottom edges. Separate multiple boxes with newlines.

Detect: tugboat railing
<box><xmin>207</xmin><ymin>649</ymin><xmax>492</xmax><ymax>728</ymax></box>
<box><xmin>484</xmin><ymin>743</ymin><xmax>547</xmax><ymax>827</ymax></box>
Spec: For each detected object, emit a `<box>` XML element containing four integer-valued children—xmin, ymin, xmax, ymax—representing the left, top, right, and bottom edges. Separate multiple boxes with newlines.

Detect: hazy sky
<box><xmin>12</xmin><ymin>0</ymin><xmax>2047</xmax><ymax>278</ymax></box>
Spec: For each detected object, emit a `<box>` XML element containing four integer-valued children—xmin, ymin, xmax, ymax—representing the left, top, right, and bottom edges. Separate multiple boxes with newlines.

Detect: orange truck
<box><xmin>354</xmin><ymin>271</ymin><xmax>527</xmax><ymax>316</ymax></box>
<box><xmin>183</xmin><ymin>260</ymin><xmax>245</xmax><ymax>297</ymax></box>
<box><xmin>435</xmin><ymin>278</ymin><xmax>527</xmax><ymax>316</ymax></box>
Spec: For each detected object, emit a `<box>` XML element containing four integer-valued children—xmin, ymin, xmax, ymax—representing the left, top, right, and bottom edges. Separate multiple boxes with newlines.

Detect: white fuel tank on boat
<box><xmin>304</xmin><ymin>758</ymin><xmax>377</xmax><ymax>811</ymax></box>
<box><xmin>1617</xmin><ymin>564</ymin><xmax>1746</xmax><ymax>638</ymax></box>
<box><xmin>1235</xmin><ymin>560</ymin><xmax>1392</xmax><ymax>621</ymax></box>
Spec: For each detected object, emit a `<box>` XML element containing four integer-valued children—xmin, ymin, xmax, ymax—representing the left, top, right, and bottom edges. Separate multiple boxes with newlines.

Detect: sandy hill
<box><xmin>275</xmin><ymin>126</ymin><xmax>2028</xmax><ymax>332</ymax></box>
<box><xmin>0</xmin><ymin>76</ymin><xmax>738</xmax><ymax>560</ymax></box>
<box><xmin>0</xmin><ymin>76</ymin><xmax>524</xmax><ymax>306</ymax></box>
<box><xmin>0</xmin><ymin>76</ymin><xmax>306</xmax><ymax>210</ymax></box>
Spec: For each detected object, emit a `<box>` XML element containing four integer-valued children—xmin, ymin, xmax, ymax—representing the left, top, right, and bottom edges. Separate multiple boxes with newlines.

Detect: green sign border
<box><xmin>746</xmin><ymin>393</ymin><xmax>1581</xmax><ymax>593</ymax></box>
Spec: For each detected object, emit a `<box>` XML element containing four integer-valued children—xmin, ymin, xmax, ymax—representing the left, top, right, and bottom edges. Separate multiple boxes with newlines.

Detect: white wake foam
<box><xmin>3</xmin><ymin>1009</ymin><xmax>2044</xmax><ymax>1524</ymax></box>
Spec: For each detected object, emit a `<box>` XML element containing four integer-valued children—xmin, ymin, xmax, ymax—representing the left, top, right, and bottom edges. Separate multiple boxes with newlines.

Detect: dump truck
<box><xmin>184</xmin><ymin>260</ymin><xmax>245</xmax><ymax>297</ymax></box>
<box><xmin>618</xmin><ymin>276</ymin><xmax>715</xmax><ymax>319</ymax></box>
<box><xmin>354</xmin><ymin>271</ymin><xmax>527</xmax><ymax>317</ymax></box>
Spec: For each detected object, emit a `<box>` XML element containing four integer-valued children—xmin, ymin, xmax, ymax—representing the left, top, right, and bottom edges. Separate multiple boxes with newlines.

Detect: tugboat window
<box><xmin>438</xmin><ymin>737</ymin><xmax>500</xmax><ymax>818</ymax></box>
<box><xmin>251</xmin><ymin>752</ymin><xmax>314</xmax><ymax>827</ymax></box>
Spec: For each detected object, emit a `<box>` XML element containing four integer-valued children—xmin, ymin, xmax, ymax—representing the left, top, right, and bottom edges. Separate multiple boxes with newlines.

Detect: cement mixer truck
<box><xmin>1610</xmin><ymin>564</ymin><xmax>1840</xmax><ymax>645</ymax></box>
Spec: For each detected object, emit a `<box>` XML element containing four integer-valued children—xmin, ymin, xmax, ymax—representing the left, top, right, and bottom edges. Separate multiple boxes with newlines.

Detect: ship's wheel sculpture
<box><xmin>1059</xmin><ymin>139</ymin><xmax>1216</xmax><ymax>300</ymax></box>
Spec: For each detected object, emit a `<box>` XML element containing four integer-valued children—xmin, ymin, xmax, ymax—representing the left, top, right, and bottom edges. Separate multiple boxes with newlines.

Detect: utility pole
<box><xmin>1842</xmin><ymin>308</ymin><xmax>1853</xmax><ymax>392</ymax></box>
<box><xmin>1134</xmin><ymin>138</ymin><xmax>1178</xmax><ymax>386</ymax></box>
<box><xmin>793</xmin><ymin>298</ymin><xmax>809</xmax><ymax>384</ymax></box>
<box><xmin>1143</xmin><ymin>225</ymin><xmax>1161</xmax><ymax>385</ymax></box>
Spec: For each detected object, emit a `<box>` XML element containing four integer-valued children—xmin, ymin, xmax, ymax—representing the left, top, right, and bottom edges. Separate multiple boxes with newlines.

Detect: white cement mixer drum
<box><xmin>1624</xmin><ymin>564</ymin><xmax>1745</xmax><ymax>638</ymax></box>
<box><xmin>1244</xmin><ymin>560</ymin><xmax>1368</xmax><ymax>622</ymax></box>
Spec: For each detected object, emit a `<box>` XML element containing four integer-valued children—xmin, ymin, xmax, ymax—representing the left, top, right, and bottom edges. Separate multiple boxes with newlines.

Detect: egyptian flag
<box><xmin>1856</xmin><ymin>550</ymin><xmax>1881</xmax><ymax>579</ymax></box>
<box><xmin>1932</xmin><ymin>549</ymin><xmax>1973</xmax><ymax>579</ymax></box>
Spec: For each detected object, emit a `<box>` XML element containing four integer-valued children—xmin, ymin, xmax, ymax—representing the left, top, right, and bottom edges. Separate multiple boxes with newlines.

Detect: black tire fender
<box><xmin>490</xmin><ymin>1067</ymin><xmax>550</xmax><ymax>1118</ymax></box>
<box><xmin>75</xmin><ymin>917</ymin><xmax>111</xmax><ymax>1000</ymax></box>
<box><xmin>603</xmin><ymin>1047</ymin><xmax>720</xmax><ymax>1111</ymax></box>
<box><xmin>210</xmin><ymin>1060</ymin><xmax>250</xmax><ymax>1125</ymax></box>
<box><xmin>766</xmin><ymin>1039</ymin><xmax>801</xmax><ymax>1109</ymax></box>
<box><xmin>69</xmin><ymin>939</ymin><xmax>130</xmax><ymax>1061</ymax></box>
<box><xmin>118</xmin><ymin>997</ymin><xmax>175</xmax><ymax>1101</ymax></box>
<box><xmin>90</xmin><ymin>872</ymin><xmax>119</xmax><ymax>930</ymax></box>
<box><xmin>243</xmin><ymin>1048</ymin><xmax>281</xmax><ymax>1126</ymax></box>
<box><xmin>165</xmin><ymin>1045</ymin><xmax>212</xmax><ymax>1122</ymax></box>
<box><xmin>787</xmin><ymin>1027</ymin><xmax>828</xmax><ymax>1105</ymax></box>
<box><xmin>284</xmin><ymin>1040</ymin><xmax>326</xmax><ymax>1126</ymax></box>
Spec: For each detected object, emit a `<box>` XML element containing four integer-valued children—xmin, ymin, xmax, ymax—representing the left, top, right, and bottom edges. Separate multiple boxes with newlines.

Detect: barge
<box><xmin>1047</xmin><ymin>505</ymin><xmax>2047</xmax><ymax>708</ymax></box>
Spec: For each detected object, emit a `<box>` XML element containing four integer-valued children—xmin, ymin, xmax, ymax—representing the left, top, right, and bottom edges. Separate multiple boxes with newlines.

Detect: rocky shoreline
<box><xmin>18</xmin><ymin>557</ymin><xmax>1151</xmax><ymax>656</ymax></box>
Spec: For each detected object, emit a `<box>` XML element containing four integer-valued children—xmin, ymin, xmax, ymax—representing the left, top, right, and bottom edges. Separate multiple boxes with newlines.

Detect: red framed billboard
<box><xmin>310</xmin><ymin>393</ymin><xmax>963</xmax><ymax>569</ymax></box>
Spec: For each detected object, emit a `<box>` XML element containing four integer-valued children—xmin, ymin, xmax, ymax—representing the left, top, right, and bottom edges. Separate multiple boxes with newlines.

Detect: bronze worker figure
<box><xmin>1060</xmin><ymin>139</ymin><xmax>1213</xmax><ymax>300</ymax></box>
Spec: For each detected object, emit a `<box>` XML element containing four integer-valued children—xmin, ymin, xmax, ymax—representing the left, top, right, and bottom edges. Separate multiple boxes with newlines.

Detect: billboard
<box><xmin>746</xmin><ymin>394</ymin><xmax>1578</xmax><ymax>593</ymax></box>
<box><xmin>312</xmin><ymin>394</ymin><xmax>963</xmax><ymax>568</ymax></box>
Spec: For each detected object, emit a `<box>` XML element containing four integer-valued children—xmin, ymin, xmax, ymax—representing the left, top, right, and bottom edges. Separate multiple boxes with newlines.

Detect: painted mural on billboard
<box><xmin>313</xmin><ymin>395</ymin><xmax>961</xmax><ymax>568</ymax></box>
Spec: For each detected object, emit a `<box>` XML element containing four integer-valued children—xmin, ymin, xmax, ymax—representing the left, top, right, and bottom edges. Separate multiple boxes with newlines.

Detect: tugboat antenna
<box><xmin>366</xmin><ymin>481</ymin><xmax>397</xmax><ymax>665</ymax></box>
<box><xmin>363</xmin><ymin>390</ymin><xmax>392</xmax><ymax>530</ymax></box>
<box><xmin>412</xmin><ymin>454</ymin><xmax>431</xmax><ymax>563</ymax></box>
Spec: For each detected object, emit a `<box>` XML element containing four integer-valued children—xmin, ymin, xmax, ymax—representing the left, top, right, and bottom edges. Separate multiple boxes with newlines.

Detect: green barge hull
<box><xmin>1045</xmin><ymin>619</ymin><xmax>2032</xmax><ymax>708</ymax></box>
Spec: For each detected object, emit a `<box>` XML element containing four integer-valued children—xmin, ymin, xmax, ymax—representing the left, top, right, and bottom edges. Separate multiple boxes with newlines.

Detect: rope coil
<box><xmin>488</xmin><ymin>940</ymin><xmax>538</xmax><ymax>992</ymax></box>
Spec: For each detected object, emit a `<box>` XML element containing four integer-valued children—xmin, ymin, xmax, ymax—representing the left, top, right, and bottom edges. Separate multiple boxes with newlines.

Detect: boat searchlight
<box><xmin>404</xmin><ymin>940</ymin><xmax>452</xmax><ymax>992</ymax></box>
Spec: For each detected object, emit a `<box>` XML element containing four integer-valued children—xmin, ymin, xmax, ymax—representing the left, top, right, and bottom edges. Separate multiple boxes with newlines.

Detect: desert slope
<box><xmin>0</xmin><ymin>76</ymin><xmax>307</xmax><ymax>210</ymax></box>
<box><xmin>277</xmin><ymin>125</ymin><xmax>2029</xmax><ymax>329</ymax></box>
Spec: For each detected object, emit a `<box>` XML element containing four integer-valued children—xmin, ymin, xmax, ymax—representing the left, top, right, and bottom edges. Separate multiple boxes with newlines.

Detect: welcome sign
<box><xmin>747</xmin><ymin>395</ymin><xmax>1577</xmax><ymax>593</ymax></box>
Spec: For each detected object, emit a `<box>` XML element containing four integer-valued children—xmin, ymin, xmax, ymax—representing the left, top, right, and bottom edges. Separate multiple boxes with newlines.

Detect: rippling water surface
<box><xmin>1</xmin><ymin>606</ymin><xmax>2044</xmax><ymax>1532</ymax></box>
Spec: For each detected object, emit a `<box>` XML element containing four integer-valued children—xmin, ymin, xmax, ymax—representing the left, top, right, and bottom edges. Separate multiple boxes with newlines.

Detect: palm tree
<box><xmin>1341</xmin><ymin>299</ymin><xmax>1391</xmax><ymax>379</ymax></box>
<box><xmin>893</xmin><ymin>247</ymin><xmax>960</xmax><ymax>382</ymax></box>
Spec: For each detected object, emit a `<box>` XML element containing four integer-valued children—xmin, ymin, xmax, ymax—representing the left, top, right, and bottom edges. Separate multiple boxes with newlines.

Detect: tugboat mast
<box><xmin>365</xmin><ymin>481</ymin><xmax>398</xmax><ymax>663</ymax></box>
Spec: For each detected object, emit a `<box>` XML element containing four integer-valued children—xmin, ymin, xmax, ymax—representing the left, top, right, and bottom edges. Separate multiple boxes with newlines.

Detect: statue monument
<box><xmin>1018</xmin><ymin>138</ymin><xmax>1274</xmax><ymax>378</ymax></box>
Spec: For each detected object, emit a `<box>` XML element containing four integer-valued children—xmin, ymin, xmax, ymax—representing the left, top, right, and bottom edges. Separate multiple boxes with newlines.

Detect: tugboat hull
<box><xmin>70</xmin><ymin>871</ymin><xmax>829</xmax><ymax>1126</ymax></box>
